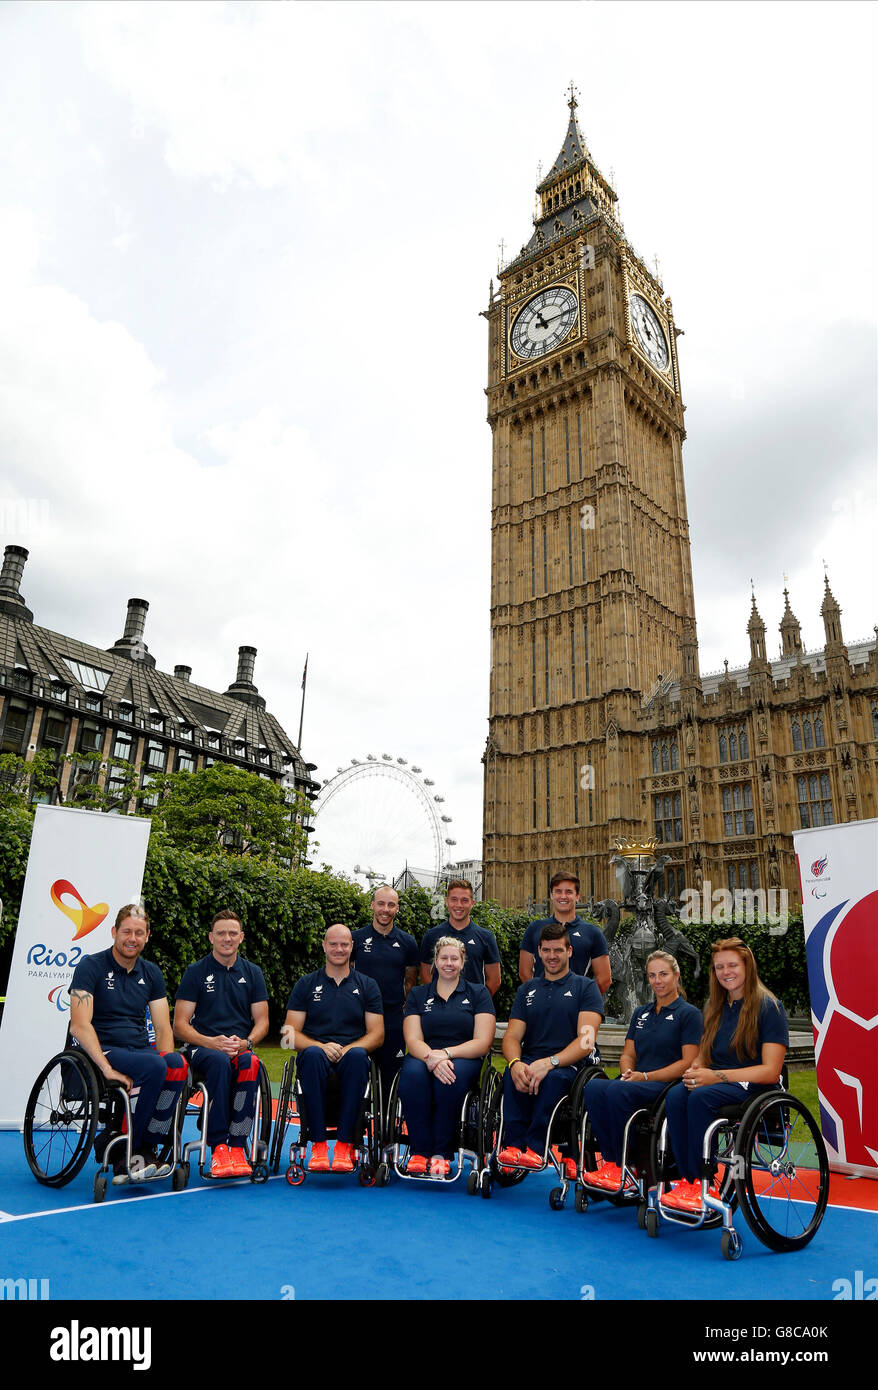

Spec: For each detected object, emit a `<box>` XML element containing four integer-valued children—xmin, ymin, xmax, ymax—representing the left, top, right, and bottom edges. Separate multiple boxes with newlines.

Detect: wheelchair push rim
<box><xmin>24</xmin><ymin>1051</ymin><xmax>100</xmax><ymax>1187</ymax></box>
<box><xmin>734</xmin><ymin>1091</ymin><xmax>829</xmax><ymax>1252</ymax></box>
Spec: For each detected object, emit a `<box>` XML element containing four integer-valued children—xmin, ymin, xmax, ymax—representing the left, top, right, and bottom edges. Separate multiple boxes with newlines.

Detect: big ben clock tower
<box><xmin>482</xmin><ymin>90</ymin><xmax>698</xmax><ymax>908</ymax></box>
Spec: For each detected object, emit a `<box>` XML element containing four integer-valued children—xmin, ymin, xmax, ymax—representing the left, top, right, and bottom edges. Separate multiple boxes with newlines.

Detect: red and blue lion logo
<box><xmin>807</xmin><ymin>891</ymin><xmax>878</xmax><ymax>1169</ymax></box>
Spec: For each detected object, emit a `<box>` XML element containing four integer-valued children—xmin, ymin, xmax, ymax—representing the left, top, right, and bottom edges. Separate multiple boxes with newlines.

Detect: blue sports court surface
<box><xmin>1</xmin><ymin>1121</ymin><xmax>875</xmax><ymax>1304</ymax></box>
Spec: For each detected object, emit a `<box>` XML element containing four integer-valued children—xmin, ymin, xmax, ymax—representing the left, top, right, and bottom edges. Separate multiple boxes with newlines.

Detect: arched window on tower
<box><xmin>791</xmin><ymin>719</ymin><xmax>802</xmax><ymax>751</ymax></box>
<box><xmin>803</xmin><ymin>716</ymin><xmax>814</xmax><ymax>749</ymax></box>
<box><xmin>814</xmin><ymin>715</ymin><xmax>825</xmax><ymax>748</ymax></box>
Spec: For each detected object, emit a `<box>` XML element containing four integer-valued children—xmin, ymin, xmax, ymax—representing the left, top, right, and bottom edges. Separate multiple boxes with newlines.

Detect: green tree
<box><xmin>148</xmin><ymin>762</ymin><xmax>312</xmax><ymax>864</ymax></box>
<box><xmin>0</xmin><ymin>750</ymin><xmax>61</xmax><ymax>808</ymax></box>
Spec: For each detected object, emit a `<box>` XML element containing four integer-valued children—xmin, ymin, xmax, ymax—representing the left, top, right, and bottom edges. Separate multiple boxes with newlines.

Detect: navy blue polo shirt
<box><xmin>404</xmin><ymin>979</ymin><xmax>495</xmax><ymax>1051</ymax></box>
<box><xmin>69</xmin><ymin>947</ymin><xmax>166</xmax><ymax>1051</ymax></box>
<box><xmin>510</xmin><ymin>972</ymin><xmax>604</xmax><ymax>1060</ymax></box>
<box><xmin>521</xmin><ymin>916</ymin><xmax>609</xmax><ymax>979</ymax></box>
<box><xmin>419</xmin><ymin>921</ymin><xmax>500</xmax><ymax>987</ymax></box>
<box><xmin>709</xmin><ymin>995</ymin><xmax>789</xmax><ymax>1070</ymax></box>
<box><xmin>286</xmin><ymin>968</ymin><xmax>383</xmax><ymax>1046</ymax></box>
<box><xmin>625</xmin><ymin>999</ymin><xmax>703</xmax><ymax>1072</ymax></box>
<box><xmin>351</xmin><ymin>925</ymin><xmax>419</xmax><ymax>1023</ymax></box>
<box><xmin>175</xmin><ymin>953</ymin><xmax>268</xmax><ymax>1037</ymax></box>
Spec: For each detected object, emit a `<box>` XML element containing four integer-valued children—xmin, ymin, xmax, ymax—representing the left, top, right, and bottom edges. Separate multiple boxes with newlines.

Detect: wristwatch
<box><xmin>550</xmin><ymin>1055</ymin><xmax>560</xmax><ymax>1068</ymax></box>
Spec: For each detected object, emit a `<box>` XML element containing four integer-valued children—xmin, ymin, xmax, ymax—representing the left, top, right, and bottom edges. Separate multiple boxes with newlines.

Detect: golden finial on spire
<box><xmin>567</xmin><ymin>80</ymin><xmax>579</xmax><ymax>112</ymax></box>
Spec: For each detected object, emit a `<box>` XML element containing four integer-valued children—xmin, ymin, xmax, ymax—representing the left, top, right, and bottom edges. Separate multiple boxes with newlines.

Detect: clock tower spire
<box><xmin>482</xmin><ymin>92</ymin><xmax>697</xmax><ymax>908</ymax></box>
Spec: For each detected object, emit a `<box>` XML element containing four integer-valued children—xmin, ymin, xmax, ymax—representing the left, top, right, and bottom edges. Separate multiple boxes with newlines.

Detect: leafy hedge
<box><xmin>0</xmin><ymin>806</ymin><xmax>810</xmax><ymax>1027</ymax></box>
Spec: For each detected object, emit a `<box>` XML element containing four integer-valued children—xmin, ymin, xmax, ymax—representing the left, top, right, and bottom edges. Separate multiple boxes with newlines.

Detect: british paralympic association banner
<box><xmin>0</xmin><ymin>805</ymin><xmax>151</xmax><ymax>1129</ymax></box>
<box><xmin>794</xmin><ymin>818</ymin><xmax>878</xmax><ymax>1179</ymax></box>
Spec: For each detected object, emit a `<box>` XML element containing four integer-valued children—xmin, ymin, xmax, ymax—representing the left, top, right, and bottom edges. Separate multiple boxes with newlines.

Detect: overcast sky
<box><xmin>0</xmin><ymin>1</ymin><xmax>875</xmax><ymax>874</ymax></box>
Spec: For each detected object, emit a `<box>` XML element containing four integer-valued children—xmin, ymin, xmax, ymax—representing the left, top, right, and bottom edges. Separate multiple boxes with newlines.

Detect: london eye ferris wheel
<box><xmin>311</xmin><ymin>754</ymin><xmax>457</xmax><ymax>889</ymax></box>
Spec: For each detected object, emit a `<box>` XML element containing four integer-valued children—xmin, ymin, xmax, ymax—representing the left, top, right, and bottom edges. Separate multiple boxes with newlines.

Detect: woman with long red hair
<box><xmin>661</xmin><ymin>937</ymin><xmax>788</xmax><ymax>1211</ymax></box>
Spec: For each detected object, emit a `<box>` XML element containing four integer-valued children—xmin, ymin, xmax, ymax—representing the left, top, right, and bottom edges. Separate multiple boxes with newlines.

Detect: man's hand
<box><xmin>526</xmin><ymin>1056</ymin><xmax>553</xmax><ymax>1093</ymax></box>
<box><xmin>321</xmin><ymin>1041</ymin><xmax>344</xmax><ymax>1063</ymax></box>
<box><xmin>509</xmin><ymin>1060</ymin><xmax>534</xmax><ymax>1093</ymax></box>
<box><xmin>105</xmin><ymin>1066</ymin><xmax>133</xmax><ymax>1091</ymax></box>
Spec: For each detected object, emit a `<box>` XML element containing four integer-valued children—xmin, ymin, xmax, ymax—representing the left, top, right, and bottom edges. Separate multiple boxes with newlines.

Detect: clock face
<box><xmin>629</xmin><ymin>293</ymin><xmax>670</xmax><ymax>371</ymax></box>
<box><xmin>510</xmin><ymin>286</ymin><xmax>578</xmax><ymax>360</ymax></box>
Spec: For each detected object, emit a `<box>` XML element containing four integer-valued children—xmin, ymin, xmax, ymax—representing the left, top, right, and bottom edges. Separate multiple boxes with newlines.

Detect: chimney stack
<box><xmin>108</xmin><ymin>596</ymin><xmax>155</xmax><ymax>666</ymax></box>
<box><xmin>0</xmin><ymin>545</ymin><xmax>34</xmax><ymax>622</ymax></box>
<box><xmin>174</xmin><ymin>665</ymin><xmax>192</xmax><ymax>683</ymax></box>
<box><xmin>236</xmin><ymin>645</ymin><xmax>257</xmax><ymax>686</ymax></box>
<box><xmin>226</xmin><ymin>644</ymin><xmax>265</xmax><ymax>709</ymax></box>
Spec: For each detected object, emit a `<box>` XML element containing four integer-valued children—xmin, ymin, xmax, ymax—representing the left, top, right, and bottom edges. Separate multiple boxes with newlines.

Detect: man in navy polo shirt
<box><xmin>519</xmin><ymin>870</ymin><xmax>611</xmax><ymax>996</ymax></box>
<box><xmin>174</xmin><ymin>909</ymin><xmax>269</xmax><ymax>1179</ymax></box>
<box><xmin>419</xmin><ymin>879</ymin><xmax>501</xmax><ymax>996</ymax></box>
<box><xmin>351</xmin><ymin>885</ymin><xmax>418</xmax><ymax>1094</ymax></box>
<box><xmin>285</xmin><ymin>924</ymin><xmax>383</xmax><ymax>1173</ymax></box>
<box><xmin>69</xmin><ymin>904</ymin><xmax>188</xmax><ymax>1184</ymax></box>
<box><xmin>500</xmin><ymin>921</ymin><xmax>604</xmax><ymax>1170</ymax></box>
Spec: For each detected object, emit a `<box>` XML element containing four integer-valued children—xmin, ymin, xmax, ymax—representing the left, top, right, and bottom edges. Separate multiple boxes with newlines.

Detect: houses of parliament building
<box><xmin>481</xmin><ymin>93</ymin><xmax>877</xmax><ymax>910</ymax></box>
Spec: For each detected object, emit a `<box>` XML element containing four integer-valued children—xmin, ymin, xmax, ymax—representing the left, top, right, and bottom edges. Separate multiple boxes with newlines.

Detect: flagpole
<box><xmin>298</xmin><ymin>653</ymin><xmax>308</xmax><ymax>749</ymax></box>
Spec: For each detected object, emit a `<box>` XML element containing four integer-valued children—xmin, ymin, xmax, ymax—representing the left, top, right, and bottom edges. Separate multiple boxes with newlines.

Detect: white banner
<box><xmin>794</xmin><ymin>817</ymin><xmax>878</xmax><ymax>1178</ymax></box>
<box><xmin>0</xmin><ymin>805</ymin><xmax>151</xmax><ymax>1129</ymax></box>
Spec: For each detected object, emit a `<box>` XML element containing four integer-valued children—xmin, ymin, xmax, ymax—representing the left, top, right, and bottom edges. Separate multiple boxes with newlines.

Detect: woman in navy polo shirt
<box><xmin>662</xmin><ymin>937</ymin><xmax>788</xmax><ymax>1212</ymax></box>
<box><xmin>398</xmin><ymin>937</ymin><xmax>495</xmax><ymax>1178</ymax></box>
<box><xmin>583</xmin><ymin>950</ymin><xmax>702</xmax><ymax>1192</ymax></box>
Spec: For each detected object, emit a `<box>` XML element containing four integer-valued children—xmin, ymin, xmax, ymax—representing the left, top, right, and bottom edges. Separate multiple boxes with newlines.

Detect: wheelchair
<box><xmin>23</xmin><ymin>1048</ymin><xmax>188</xmax><ymax>1202</ymax></box>
<box><xmin>645</xmin><ymin>1077</ymin><xmax>829</xmax><ymax>1259</ymax></box>
<box><xmin>573</xmin><ymin>1077</ymin><xmax>694</xmax><ymax>1218</ymax></box>
<box><xmin>481</xmin><ymin>1057</ymin><xmax>605</xmax><ymax>1208</ymax></box>
<box><xmin>178</xmin><ymin>1054</ymin><xmax>272</xmax><ymax>1185</ymax></box>
<box><xmin>382</xmin><ymin>1056</ymin><xmax>494</xmax><ymax>1189</ymax></box>
<box><xmin>271</xmin><ymin>1052</ymin><xmax>384</xmax><ymax>1186</ymax></box>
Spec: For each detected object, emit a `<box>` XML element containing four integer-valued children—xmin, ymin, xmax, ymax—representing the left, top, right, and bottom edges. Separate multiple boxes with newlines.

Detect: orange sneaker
<box><xmin>210</xmin><ymin>1144</ymin><xmax>235</xmax><ymax>1178</ymax></box>
<box><xmin>308</xmin><ymin>1140</ymin><xmax>330</xmax><ymax>1172</ymax></box>
<box><xmin>585</xmin><ymin>1160</ymin><xmax>622</xmax><ymax>1190</ymax></box>
<box><xmin>228</xmin><ymin>1147</ymin><xmax>252</xmax><ymax>1177</ymax></box>
<box><xmin>331</xmin><ymin>1141</ymin><xmax>355</xmax><ymax>1173</ymax></box>
<box><xmin>406</xmin><ymin>1154</ymin><xmax>429</xmax><ymax>1175</ymax></box>
<box><xmin>516</xmin><ymin>1148</ymin><xmax>544</xmax><ymax>1170</ymax></box>
<box><xmin>562</xmin><ymin>1157</ymin><xmax>578</xmax><ymax>1181</ymax></box>
<box><xmin>661</xmin><ymin>1179</ymin><xmax>701</xmax><ymax>1211</ymax></box>
<box><xmin>497</xmin><ymin>1145</ymin><xmax>523</xmax><ymax>1167</ymax></box>
<box><xmin>429</xmin><ymin>1156</ymin><xmax>450</xmax><ymax>1179</ymax></box>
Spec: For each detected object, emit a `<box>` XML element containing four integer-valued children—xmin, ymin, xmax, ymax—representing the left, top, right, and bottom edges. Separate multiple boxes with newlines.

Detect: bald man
<box><xmin>284</xmin><ymin>925</ymin><xmax>383</xmax><ymax>1173</ymax></box>
<box><xmin>352</xmin><ymin>886</ymin><xmax>418</xmax><ymax>1094</ymax></box>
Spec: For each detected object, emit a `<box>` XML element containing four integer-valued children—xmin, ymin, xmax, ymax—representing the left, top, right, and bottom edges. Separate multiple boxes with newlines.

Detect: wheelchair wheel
<box><xmin>721</xmin><ymin>1228</ymin><xmax>743</xmax><ymax>1261</ymax></box>
<box><xmin>384</xmin><ymin>1069</ymin><xmax>406</xmax><ymax>1161</ymax></box>
<box><xmin>257</xmin><ymin>1060</ymin><xmax>273</xmax><ymax>1149</ymax></box>
<box><xmin>734</xmin><ymin>1092</ymin><xmax>829</xmax><ymax>1251</ymax></box>
<box><xmin>270</xmin><ymin>1058</ymin><xmax>296</xmax><ymax>1174</ymax></box>
<box><xmin>479</xmin><ymin>1069</ymin><xmax>527</xmax><ymax>1188</ymax></box>
<box><xmin>24</xmin><ymin>1052</ymin><xmax>100</xmax><ymax>1187</ymax></box>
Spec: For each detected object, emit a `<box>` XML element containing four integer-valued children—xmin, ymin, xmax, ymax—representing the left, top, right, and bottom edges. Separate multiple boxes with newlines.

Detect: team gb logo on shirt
<box><xmin>206</xmin><ymin>973</ymin><xmax>215</xmax><ymax>994</ymax></box>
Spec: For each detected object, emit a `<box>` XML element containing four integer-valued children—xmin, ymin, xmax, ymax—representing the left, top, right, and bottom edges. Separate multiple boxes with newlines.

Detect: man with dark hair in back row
<box><xmin>519</xmin><ymin>870</ymin><xmax>611</xmax><ymax>996</ymax></box>
<box><xmin>174</xmin><ymin>909</ymin><xmax>269</xmax><ymax>1178</ymax></box>
<box><xmin>419</xmin><ymin>879</ymin><xmax>501</xmax><ymax>996</ymax></box>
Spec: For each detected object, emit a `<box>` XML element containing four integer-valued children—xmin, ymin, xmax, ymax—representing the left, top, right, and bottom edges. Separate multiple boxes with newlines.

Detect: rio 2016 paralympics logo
<box><xmin>50</xmin><ymin>879</ymin><xmax>109</xmax><ymax>940</ymax></box>
<box><xmin>27</xmin><ymin>880</ymin><xmax>110</xmax><ymax>998</ymax></box>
